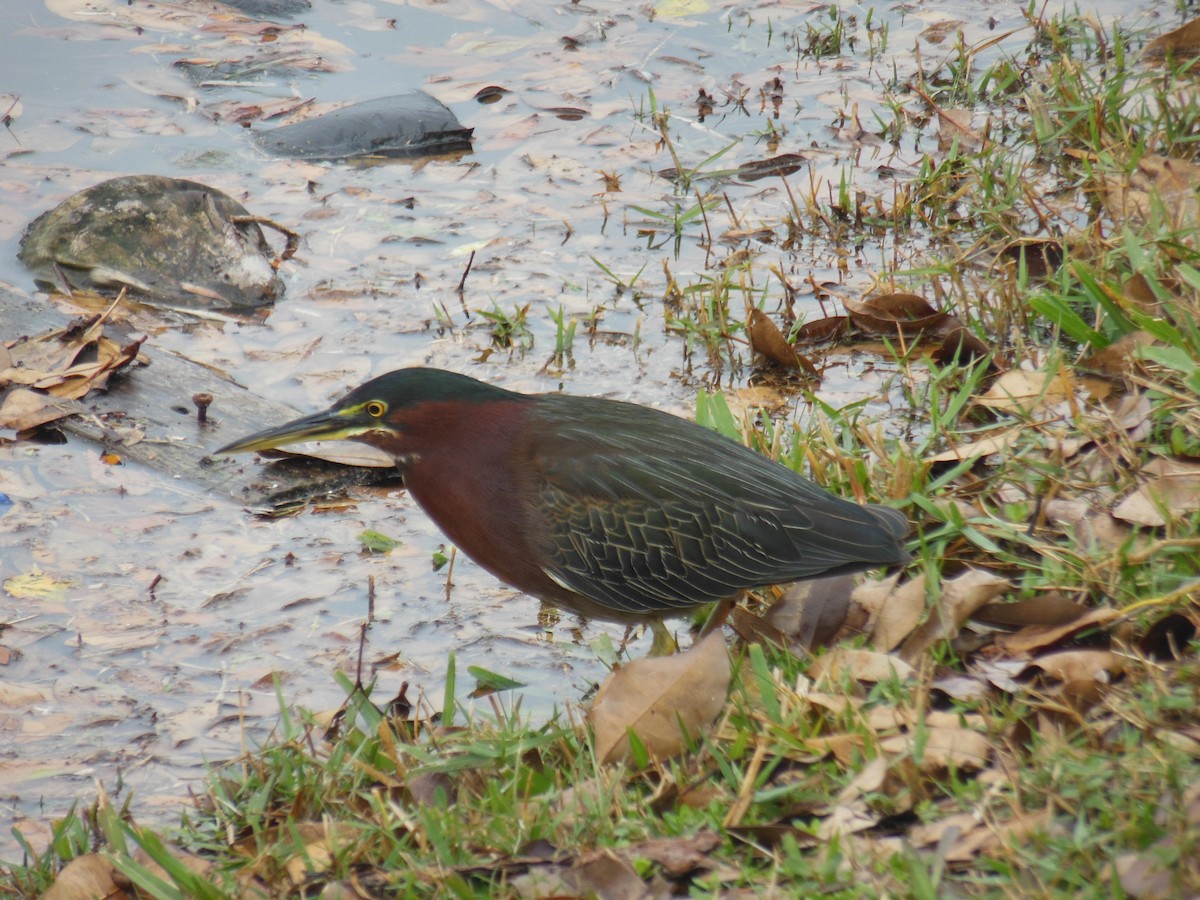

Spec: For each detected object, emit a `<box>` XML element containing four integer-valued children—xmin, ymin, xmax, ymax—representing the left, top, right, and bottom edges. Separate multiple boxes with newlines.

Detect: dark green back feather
<box><xmin>525</xmin><ymin>394</ymin><xmax>909</xmax><ymax>615</ymax></box>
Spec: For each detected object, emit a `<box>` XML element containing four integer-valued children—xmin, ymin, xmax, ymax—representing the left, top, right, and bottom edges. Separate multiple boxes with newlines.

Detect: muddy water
<box><xmin>0</xmin><ymin>0</ymin><xmax>1176</xmax><ymax>855</ymax></box>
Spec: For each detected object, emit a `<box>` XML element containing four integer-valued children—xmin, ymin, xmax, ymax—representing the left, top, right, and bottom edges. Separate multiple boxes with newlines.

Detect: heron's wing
<box><xmin>526</xmin><ymin>396</ymin><xmax>908</xmax><ymax>616</ymax></box>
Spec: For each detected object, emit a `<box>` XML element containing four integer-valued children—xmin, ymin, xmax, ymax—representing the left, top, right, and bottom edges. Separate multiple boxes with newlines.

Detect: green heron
<box><xmin>216</xmin><ymin>368</ymin><xmax>909</xmax><ymax>647</ymax></box>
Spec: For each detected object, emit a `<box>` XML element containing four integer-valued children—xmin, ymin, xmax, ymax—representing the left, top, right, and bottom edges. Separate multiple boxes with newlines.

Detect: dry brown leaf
<box><xmin>862</xmin><ymin>706</ymin><xmax>986</xmax><ymax>738</ymax></box>
<box><xmin>1116</xmin><ymin>785</ymin><xmax>1200</xmax><ymax>898</ymax></box>
<box><xmin>817</xmin><ymin>796</ymin><xmax>882</xmax><ymax>842</ymax></box>
<box><xmin>1</xmin><ymin>313</ymin><xmax>144</xmax><ymax>407</ymax></box>
<box><xmin>1105</xmin><ymin>391</ymin><xmax>1154</xmax><ymax>434</ymax></box>
<box><xmin>993</xmin><ymin>238</ymin><xmax>1064</xmax><ymax>278</ymax></box>
<box><xmin>843</xmin><ymin>292</ymin><xmax>948</xmax><ymax>336</ymax></box>
<box><xmin>563</xmin><ymin>850</ymin><xmax>646</xmax><ymax>898</ymax></box>
<box><xmin>819</xmin><ymin>758</ymin><xmax>893</xmax><ymax>838</ymax></box>
<box><xmin>1122</xmin><ymin>272</ymin><xmax>1166</xmax><ymax>315</ymax></box>
<box><xmin>1144</xmin><ymin>17</ymin><xmax>1200</xmax><ymax>64</ymax></box>
<box><xmin>2</xmin><ymin>318</ymin><xmax>103</xmax><ymax>380</ymax></box>
<box><xmin>590</xmin><ymin>631</ymin><xmax>730</xmax><ymax>765</ymax></box>
<box><xmin>319</xmin><ymin>880</ymin><xmax>377</xmax><ymax>900</ymax></box>
<box><xmin>795</xmin><ymin>315</ymin><xmax>848</xmax><ymax>343</ymax></box>
<box><xmin>0</xmin><ymin>387</ymin><xmax>84</xmax><ymax>431</ymax></box>
<box><xmin>908</xmin><ymin>811</ymin><xmax>980</xmax><ymax>849</ymax></box>
<box><xmin>921</xmin><ymin>20</ymin><xmax>965</xmax><ymax>44</ymax></box>
<box><xmin>1112</xmin><ymin>456</ymin><xmax>1200</xmax><ymax>526</ymax></box>
<box><xmin>41</xmin><ymin>853</ymin><xmax>132</xmax><ymax>900</ymax></box>
<box><xmin>133</xmin><ymin>842</ymin><xmax>213</xmax><ymax>888</ymax></box>
<box><xmin>746</xmin><ymin>308</ymin><xmax>819</xmax><ymax>378</ymax></box>
<box><xmin>728</xmin><ymin>605</ymin><xmax>787</xmax><ymax>648</ymax></box>
<box><xmin>1139</xmin><ymin>613</ymin><xmax>1197</xmax><ymax>661</ymax></box>
<box><xmin>927</xmin><ymin>424</ymin><xmax>1025</xmax><ymax>463</ymax></box>
<box><xmin>974</xmin><ymin>367</ymin><xmax>1071</xmax><ymax>415</ymax></box>
<box><xmin>930</xmin><ymin>674</ymin><xmax>990</xmax><ymax>701</ymax></box>
<box><xmin>809</xmin><ymin>647</ymin><xmax>915</xmax><ymax>684</ymax></box>
<box><xmin>734</xmin><ymin>153</ymin><xmax>807</xmax><ymax>181</ymax></box>
<box><xmin>801</xmin><ymin>733</ymin><xmax>865</xmax><ymax>765</ymax></box>
<box><xmin>801</xmin><ymin>690</ymin><xmax>861</xmax><ymax>716</ymax></box>
<box><xmin>992</xmin><ymin>606</ymin><xmax>1120</xmax><ymax>656</ymax></box>
<box><xmin>944</xmin><ymin>807</ymin><xmax>1055</xmax><ymax>862</ymax></box>
<box><xmin>1042</xmin><ymin>498</ymin><xmax>1132</xmax><ymax>551</ymax></box>
<box><xmin>1080</xmin><ymin>330</ymin><xmax>1157</xmax><ymax>377</ymax></box>
<box><xmin>764</xmin><ymin>574</ymin><xmax>856</xmax><ymax>651</ymax></box>
<box><xmin>835</xmin><ymin>758</ymin><xmax>907</xmax><ymax>806</ymax></box>
<box><xmin>855</xmin><ymin>573</ymin><xmax>926</xmax><ymax>651</ymax></box>
<box><xmin>933</xmin><ymin>392</ymin><xmax>1148</xmax><ymax>466</ymax></box>
<box><xmin>929</xmin><ymin>325</ymin><xmax>994</xmax><ymax>366</ymax></box>
<box><xmin>1117</xmin><ymin>843</ymin><xmax>1200</xmax><ymax>899</ymax></box>
<box><xmin>406</xmin><ymin>771</ymin><xmax>456</xmax><ymax>807</ymax></box>
<box><xmin>879</xmin><ymin>726</ymin><xmax>992</xmax><ymax>772</ymax></box>
<box><xmin>624</xmin><ymin>831</ymin><xmax>720</xmax><ymax>877</ymax></box>
<box><xmin>937</xmin><ymin>107</ymin><xmax>983</xmax><ymax>151</ymax></box>
<box><xmin>972</xmin><ymin>591</ymin><xmax>1091</xmax><ymax>628</ymax></box>
<box><xmin>1099</xmin><ymin>155</ymin><xmax>1200</xmax><ymax>231</ymax></box>
<box><xmin>1020</xmin><ymin>649</ymin><xmax>1123</xmax><ymax>684</ymax></box>
<box><xmin>899</xmin><ymin>570</ymin><xmax>1011</xmax><ymax>663</ymax></box>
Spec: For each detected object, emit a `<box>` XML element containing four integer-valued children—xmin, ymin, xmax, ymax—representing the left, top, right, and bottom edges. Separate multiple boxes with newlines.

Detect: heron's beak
<box><xmin>215</xmin><ymin>407</ymin><xmax>374</xmax><ymax>455</ymax></box>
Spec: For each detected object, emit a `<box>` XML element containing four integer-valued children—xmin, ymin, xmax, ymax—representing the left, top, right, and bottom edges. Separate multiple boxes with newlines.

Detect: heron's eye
<box><xmin>365</xmin><ymin>400</ymin><xmax>387</xmax><ymax>418</ymax></box>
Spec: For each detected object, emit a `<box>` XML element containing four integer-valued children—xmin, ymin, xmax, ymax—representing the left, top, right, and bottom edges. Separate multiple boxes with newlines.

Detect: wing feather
<box><xmin>521</xmin><ymin>395</ymin><xmax>908</xmax><ymax>616</ymax></box>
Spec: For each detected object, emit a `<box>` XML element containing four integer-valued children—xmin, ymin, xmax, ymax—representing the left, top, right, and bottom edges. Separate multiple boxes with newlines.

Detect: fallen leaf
<box><xmin>0</xmin><ymin>387</ymin><xmax>84</xmax><ymax>431</ymax></box>
<box><xmin>795</xmin><ymin>316</ymin><xmax>848</xmax><ymax>342</ymax></box>
<box><xmin>921</xmin><ymin>19</ymin><xmax>965</xmax><ymax>44</ymax></box>
<box><xmin>937</xmin><ymin>107</ymin><xmax>984</xmax><ymax>151</ymax></box>
<box><xmin>930</xmin><ymin>326</ymin><xmax>994</xmax><ymax>365</ymax></box>
<box><xmin>1139</xmin><ymin>613</ymin><xmax>1197</xmax><ymax>661</ymax></box>
<box><xmin>625</xmin><ymin>831</ymin><xmax>719</xmax><ymax>876</ymax></box>
<box><xmin>855</xmin><ymin>573</ymin><xmax>926</xmax><ymax>651</ymax></box>
<box><xmin>944</xmin><ymin>807</ymin><xmax>1055</xmax><ymax>862</ymax></box>
<box><xmin>879</xmin><ymin>726</ymin><xmax>992</xmax><ymax>772</ymax></box>
<box><xmin>909</xmin><ymin>811</ymin><xmax>980</xmax><ymax>849</ymax></box>
<box><xmin>764</xmin><ymin>574</ymin><xmax>856</xmax><ymax>651</ymax></box>
<box><xmin>132</xmin><ymin>842</ymin><xmax>213</xmax><ymax>888</ymax></box>
<box><xmin>1</xmin><ymin>309</ymin><xmax>145</xmax><ymax>406</ymax></box>
<box><xmin>1116</xmin><ymin>785</ymin><xmax>1200</xmax><ymax>898</ymax></box>
<box><xmin>1098</xmin><ymin>155</ymin><xmax>1200</xmax><ymax>231</ymax></box>
<box><xmin>564</xmin><ymin>850</ymin><xmax>646</xmax><ymax>897</ymax></box>
<box><xmin>843</xmin><ymin>292</ymin><xmax>949</xmax><ymax>337</ymax></box>
<box><xmin>747</xmin><ymin>308</ymin><xmax>819</xmax><ymax>378</ymax></box>
<box><xmin>734</xmin><ymin>153</ymin><xmax>806</xmax><ymax>181</ymax></box>
<box><xmin>809</xmin><ymin>647</ymin><xmax>915</xmax><ymax>684</ymax></box>
<box><xmin>992</xmin><ymin>606</ymin><xmax>1120</xmax><ymax>656</ymax></box>
<box><xmin>3</xmin><ymin>569</ymin><xmax>78</xmax><ymax>600</ymax></box>
<box><xmin>1019</xmin><ymin>649</ymin><xmax>1123</xmax><ymax>684</ymax></box>
<box><xmin>899</xmin><ymin>570</ymin><xmax>1011</xmax><ymax>663</ymax></box>
<box><xmin>41</xmin><ymin>854</ymin><xmax>131</xmax><ymax>900</ymax></box>
<box><xmin>1080</xmin><ymin>330</ymin><xmax>1156</xmax><ymax>376</ymax></box>
<box><xmin>993</xmin><ymin>238</ymin><xmax>1064</xmax><ymax>278</ymax></box>
<box><xmin>1144</xmin><ymin>17</ymin><xmax>1200</xmax><ymax>65</ymax></box>
<box><xmin>974</xmin><ymin>367</ymin><xmax>1071</xmax><ymax>416</ymax></box>
<box><xmin>1042</xmin><ymin>498</ymin><xmax>1132</xmax><ymax>551</ymax></box>
<box><xmin>800</xmin><ymin>733</ymin><xmax>864</xmax><ymax>765</ymax></box>
<box><xmin>972</xmin><ymin>591</ymin><xmax>1090</xmax><ymax>629</ymax></box>
<box><xmin>590</xmin><ymin>631</ymin><xmax>730</xmax><ymax>765</ymax></box>
<box><xmin>817</xmin><ymin>795</ymin><xmax>882</xmax><ymax>841</ymax></box>
<box><xmin>1112</xmin><ymin>456</ymin><xmax>1200</xmax><ymax>526</ymax></box>
<box><xmin>927</xmin><ymin>424</ymin><xmax>1025</xmax><ymax>463</ymax></box>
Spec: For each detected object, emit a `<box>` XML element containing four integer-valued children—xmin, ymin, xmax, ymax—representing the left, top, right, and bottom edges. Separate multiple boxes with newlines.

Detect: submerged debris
<box><xmin>18</xmin><ymin>175</ymin><xmax>285</xmax><ymax>312</ymax></box>
<box><xmin>254</xmin><ymin>92</ymin><xmax>473</xmax><ymax>161</ymax></box>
